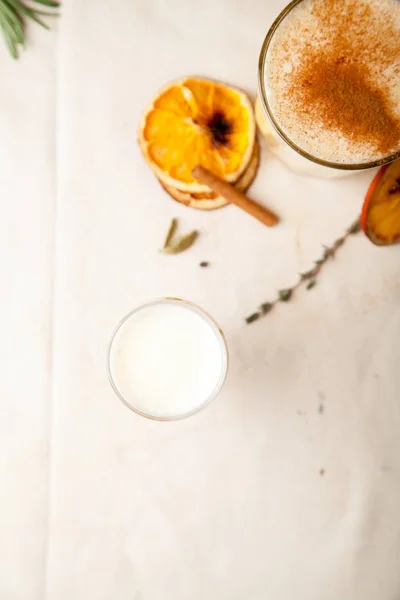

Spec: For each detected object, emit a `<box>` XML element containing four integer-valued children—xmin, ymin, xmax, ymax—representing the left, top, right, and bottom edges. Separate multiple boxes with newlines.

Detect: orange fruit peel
<box><xmin>138</xmin><ymin>78</ymin><xmax>256</xmax><ymax>193</ymax></box>
<box><xmin>361</xmin><ymin>159</ymin><xmax>400</xmax><ymax>245</ymax></box>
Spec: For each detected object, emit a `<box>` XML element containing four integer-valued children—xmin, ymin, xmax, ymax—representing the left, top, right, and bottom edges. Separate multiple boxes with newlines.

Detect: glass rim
<box><xmin>257</xmin><ymin>0</ymin><xmax>400</xmax><ymax>171</ymax></box>
<box><xmin>106</xmin><ymin>297</ymin><xmax>229</xmax><ymax>422</ymax></box>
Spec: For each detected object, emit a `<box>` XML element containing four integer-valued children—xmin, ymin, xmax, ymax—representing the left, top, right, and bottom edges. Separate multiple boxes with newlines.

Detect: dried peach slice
<box><xmin>361</xmin><ymin>159</ymin><xmax>400</xmax><ymax>245</ymax></box>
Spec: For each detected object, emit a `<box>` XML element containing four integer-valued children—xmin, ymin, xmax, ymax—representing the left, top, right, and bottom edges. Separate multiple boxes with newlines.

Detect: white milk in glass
<box><xmin>107</xmin><ymin>300</ymin><xmax>227</xmax><ymax>420</ymax></box>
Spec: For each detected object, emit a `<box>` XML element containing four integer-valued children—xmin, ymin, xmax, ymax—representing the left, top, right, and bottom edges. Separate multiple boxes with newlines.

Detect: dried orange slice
<box><xmin>160</xmin><ymin>139</ymin><xmax>259</xmax><ymax>210</ymax></box>
<box><xmin>138</xmin><ymin>78</ymin><xmax>256</xmax><ymax>193</ymax></box>
<box><xmin>361</xmin><ymin>159</ymin><xmax>400</xmax><ymax>245</ymax></box>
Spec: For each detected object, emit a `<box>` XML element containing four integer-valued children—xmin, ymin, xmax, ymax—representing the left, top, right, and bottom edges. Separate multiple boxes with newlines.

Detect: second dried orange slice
<box><xmin>138</xmin><ymin>78</ymin><xmax>256</xmax><ymax>193</ymax></box>
<box><xmin>159</xmin><ymin>140</ymin><xmax>259</xmax><ymax>210</ymax></box>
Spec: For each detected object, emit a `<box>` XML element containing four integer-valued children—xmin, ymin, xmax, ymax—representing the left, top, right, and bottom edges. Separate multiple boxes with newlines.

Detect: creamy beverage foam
<box><xmin>265</xmin><ymin>0</ymin><xmax>400</xmax><ymax>164</ymax></box>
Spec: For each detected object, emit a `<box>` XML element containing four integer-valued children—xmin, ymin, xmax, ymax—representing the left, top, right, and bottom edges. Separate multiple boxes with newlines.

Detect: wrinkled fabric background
<box><xmin>1</xmin><ymin>1</ymin><xmax>400</xmax><ymax>599</ymax></box>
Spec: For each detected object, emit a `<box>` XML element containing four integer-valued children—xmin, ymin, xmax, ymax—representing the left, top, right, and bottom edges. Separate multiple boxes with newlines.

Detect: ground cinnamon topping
<box><xmin>292</xmin><ymin>54</ymin><xmax>400</xmax><ymax>157</ymax></box>
<box><xmin>267</xmin><ymin>0</ymin><xmax>400</xmax><ymax>163</ymax></box>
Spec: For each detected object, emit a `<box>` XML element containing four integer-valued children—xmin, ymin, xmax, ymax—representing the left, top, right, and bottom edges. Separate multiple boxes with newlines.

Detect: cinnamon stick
<box><xmin>192</xmin><ymin>165</ymin><xmax>279</xmax><ymax>227</ymax></box>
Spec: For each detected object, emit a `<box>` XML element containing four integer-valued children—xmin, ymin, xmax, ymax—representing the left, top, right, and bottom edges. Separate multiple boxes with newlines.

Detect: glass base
<box><xmin>255</xmin><ymin>98</ymin><xmax>357</xmax><ymax>179</ymax></box>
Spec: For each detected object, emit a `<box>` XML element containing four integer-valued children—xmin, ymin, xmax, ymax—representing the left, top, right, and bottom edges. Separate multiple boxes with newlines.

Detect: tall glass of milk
<box><xmin>106</xmin><ymin>298</ymin><xmax>228</xmax><ymax>420</ymax></box>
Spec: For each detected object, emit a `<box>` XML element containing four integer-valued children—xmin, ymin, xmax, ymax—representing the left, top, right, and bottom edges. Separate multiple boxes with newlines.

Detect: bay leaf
<box><xmin>161</xmin><ymin>230</ymin><xmax>198</xmax><ymax>254</ymax></box>
<box><xmin>163</xmin><ymin>218</ymin><xmax>178</xmax><ymax>249</ymax></box>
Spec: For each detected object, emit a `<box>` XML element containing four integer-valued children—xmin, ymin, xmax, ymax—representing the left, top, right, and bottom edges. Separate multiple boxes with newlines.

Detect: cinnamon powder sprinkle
<box><xmin>292</xmin><ymin>56</ymin><xmax>400</xmax><ymax>157</ymax></box>
<box><xmin>267</xmin><ymin>0</ymin><xmax>400</xmax><ymax>163</ymax></box>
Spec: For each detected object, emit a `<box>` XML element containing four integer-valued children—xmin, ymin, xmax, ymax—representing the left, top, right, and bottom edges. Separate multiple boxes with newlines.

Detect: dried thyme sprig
<box><xmin>245</xmin><ymin>218</ymin><xmax>361</xmax><ymax>324</ymax></box>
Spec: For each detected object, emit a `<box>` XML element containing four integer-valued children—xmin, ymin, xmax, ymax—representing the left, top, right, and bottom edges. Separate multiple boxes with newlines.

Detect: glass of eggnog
<box><xmin>257</xmin><ymin>0</ymin><xmax>400</xmax><ymax>178</ymax></box>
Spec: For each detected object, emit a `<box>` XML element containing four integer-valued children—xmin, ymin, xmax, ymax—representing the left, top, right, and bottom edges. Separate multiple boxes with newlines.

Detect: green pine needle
<box><xmin>33</xmin><ymin>0</ymin><xmax>59</xmax><ymax>6</ymax></box>
<box><xmin>0</xmin><ymin>0</ymin><xmax>59</xmax><ymax>58</ymax></box>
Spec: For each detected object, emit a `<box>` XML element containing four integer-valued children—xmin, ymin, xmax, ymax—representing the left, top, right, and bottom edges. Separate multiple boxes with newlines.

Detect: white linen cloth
<box><xmin>0</xmin><ymin>24</ymin><xmax>56</xmax><ymax>600</ymax></box>
<box><xmin>2</xmin><ymin>1</ymin><xmax>400</xmax><ymax>599</ymax></box>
